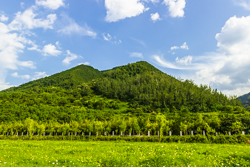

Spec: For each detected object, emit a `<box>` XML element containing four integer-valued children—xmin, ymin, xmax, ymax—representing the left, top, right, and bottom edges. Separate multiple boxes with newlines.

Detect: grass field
<box><xmin>0</xmin><ymin>140</ymin><xmax>249</xmax><ymax>166</ymax></box>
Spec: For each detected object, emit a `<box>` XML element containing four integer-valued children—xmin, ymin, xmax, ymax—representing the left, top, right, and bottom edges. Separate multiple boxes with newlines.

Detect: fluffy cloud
<box><xmin>17</xmin><ymin>61</ymin><xmax>36</xmax><ymax>69</ymax></box>
<box><xmin>163</xmin><ymin>0</ymin><xmax>186</xmax><ymax>17</ymax></box>
<box><xmin>32</xmin><ymin>72</ymin><xmax>48</xmax><ymax>80</ymax></box>
<box><xmin>151</xmin><ymin>12</ymin><xmax>160</xmax><ymax>21</ymax></box>
<box><xmin>180</xmin><ymin>42</ymin><xmax>189</xmax><ymax>49</ymax></box>
<box><xmin>36</xmin><ymin>0</ymin><xmax>65</xmax><ymax>10</ymax></box>
<box><xmin>0</xmin><ymin>14</ymin><xmax>8</xmax><ymax>22</ymax></box>
<box><xmin>58</xmin><ymin>14</ymin><xmax>96</xmax><ymax>37</ymax></box>
<box><xmin>42</xmin><ymin>43</ymin><xmax>61</xmax><ymax>56</ymax></box>
<box><xmin>0</xmin><ymin>3</ymin><xmax>59</xmax><ymax>90</ymax></box>
<box><xmin>62</xmin><ymin>50</ymin><xmax>78</xmax><ymax>65</ymax></box>
<box><xmin>170</xmin><ymin>42</ymin><xmax>189</xmax><ymax>50</ymax></box>
<box><xmin>130</xmin><ymin>52</ymin><xmax>144</xmax><ymax>58</ymax></box>
<box><xmin>11</xmin><ymin>72</ymin><xmax>30</xmax><ymax>79</ymax></box>
<box><xmin>9</xmin><ymin>7</ymin><xmax>57</xmax><ymax>31</ymax></box>
<box><xmin>154</xmin><ymin>15</ymin><xmax>250</xmax><ymax>96</ymax></box>
<box><xmin>105</xmin><ymin>0</ymin><xmax>147</xmax><ymax>22</ymax></box>
<box><xmin>0</xmin><ymin>23</ymin><xmax>36</xmax><ymax>71</ymax></box>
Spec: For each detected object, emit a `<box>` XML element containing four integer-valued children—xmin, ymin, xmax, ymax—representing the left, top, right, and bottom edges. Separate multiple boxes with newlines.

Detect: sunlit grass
<box><xmin>0</xmin><ymin>140</ymin><xmax>249</xmax><ymax>166</ymax></box>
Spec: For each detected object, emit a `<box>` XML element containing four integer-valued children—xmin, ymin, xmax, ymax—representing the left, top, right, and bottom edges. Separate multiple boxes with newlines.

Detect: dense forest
<box><xmin>0</xmin><ymin>61</ymin><xmax>249</xmax><ymax>135</ymax></box>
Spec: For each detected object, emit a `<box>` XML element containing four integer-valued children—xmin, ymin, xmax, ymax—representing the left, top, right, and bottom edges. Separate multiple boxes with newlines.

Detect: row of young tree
<box><xmin>1</xmin><ymin>113</ymin><xmax>249</xmax><ymax>137</ymax></box>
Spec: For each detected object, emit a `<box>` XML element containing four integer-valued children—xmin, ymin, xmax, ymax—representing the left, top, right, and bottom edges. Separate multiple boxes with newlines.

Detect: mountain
<box><xmin>0</xmin><ymin>61</ymin><xmax>242</xmax><ymax>122</ymax></box>
<box><xmin>2</xmin><ymin>64</ymin><xmax>102</xmax><ymax>93</ymax></box>
<box><xmin>238</xmin><ymin>92</ymin><xmax>250</xmax><ymax>108</ymax></box>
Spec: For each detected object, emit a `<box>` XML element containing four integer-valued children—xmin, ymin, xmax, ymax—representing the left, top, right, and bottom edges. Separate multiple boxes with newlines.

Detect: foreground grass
<box><xmin>0</xmin><ymin>140</ymin><xmax>249</xmax><ymax>166</ymax></box>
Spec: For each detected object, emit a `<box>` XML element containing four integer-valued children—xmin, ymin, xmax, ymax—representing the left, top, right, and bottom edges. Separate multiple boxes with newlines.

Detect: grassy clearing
<box><xmin>0</xmin><ymin>140</ymin><xmax>250</xmax><ymax>166</ymax></box>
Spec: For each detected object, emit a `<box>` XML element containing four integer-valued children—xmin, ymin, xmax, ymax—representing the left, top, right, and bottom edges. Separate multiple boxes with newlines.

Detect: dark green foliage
<box><xmin>94</xmin><ymin>61</ymin><xmax>241</xmax><ymax>112</ymax></box>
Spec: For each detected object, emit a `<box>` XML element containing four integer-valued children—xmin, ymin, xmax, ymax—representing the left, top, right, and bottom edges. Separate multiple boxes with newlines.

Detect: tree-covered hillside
<box><xmin>0</xmin><ymin>61</ymin><xmax>244</xmax><ymax>123</ymax></box>
<box><xmin>238</xmin><ymin>92</ymin><xmax>250</xmax><ymax>108</ymax></box>
<box><xmin>94</xmin><ymin>61</ymin><xmax>241</xmax><ymax>113</ymax></box>
<box><xmin>2</xmin><ymin>64</ymin><xmax>102</xmax><ymax>93</ymax></box>
<box><xmin>1</xmin><ymin>61</ymin><xmax>249</xmax><ymax>135</ymax></box>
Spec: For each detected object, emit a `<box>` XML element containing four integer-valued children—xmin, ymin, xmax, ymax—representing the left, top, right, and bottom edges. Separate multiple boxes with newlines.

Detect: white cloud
<box><xmin>0</xmin><ymin>82</ymin><xmax>12</xmax><ymax>91</ymax></box>
<box><xmin>62</xmin><ymin>50</ymin><xmax>78</xmax><ymax>65</ymax></box>
<box><xmin>32</xmin><ymin>72</ymin><xmax>48</xmax><ymax>80</ymax></box>
<box><xmin>0</xmin><ymin>16</ymin><xmax>39</xmax><ymax>90</ymax></box>
<box><xmin>17</xmin><ymin>61</ymin><xmax>36</xmax><ymax>69</ymax></box>
<box><xmin>175</xmin><ymin>55</ymin><xmax>192</xmax><ymax>65</ymax></box>
<box><xmin>154</xmin><ymin>15</ymin><xmax>250</xmax><ymax>96</ymax></box>
<box><xmin>130</xmin><ymin>52</ymin><xmax>144</xmax><ymax>58</ymax></box>
<box><xmin>28</xmin><ymin>43</ymin><xmax>40</xmax><ymax>52</ymax></box>
<box><xmin>151</xmin><ymin>12</ymin><xmax>160</xmax><ymax>21</ymax></box>
<box><xmin>149</xmin><ymin>0</ymin><xmax>160</xmax><ymax>3</ymax></box>
<box><xmin>163</xmin><ymin>0</ymin><xmax>186</xmax><ymax>18</ymax></box>
<box><xmin>0</xmin><ymin>23</ymin><xmax>36</xmax><ymax>71</ymax></box>
<box><xmin>170</xmin><ymin>46</ymin><xmax>179</xmax><ymax>50</ymax></box>
<box><xmin>58</xmin><ymin>14</ymin><xmax>96</xmax><ymax>37</ymax></box>
<box><xmin>9</xmin><ymin>7</ymin><xmax>57</xmax><ymax>31</ymax></box>
<box><xmin>180</xmin><ymin>42</ymin><xmax>189</xmax><ymax>50</ymax></box>
<box><xmin>103</xmin><ymin>33</ymin><xmax>112</xmax><ymax>41</ymax></box>
<box><xmin>170</xmin><ymin>42</ymin><xmax>189</xmax><ymax>50</ymax></box>
<box><xmin>153</xmin><ymin>55</ymin><xmax>183</xmax><ymax>69</ymax></box>
<box><xmin>143</xmin><ymin>0</ymin><xmax>160</xmax><ymax>3</ymax></box>
<box><xmin>105</xmin><ymin>0</ymin><xmax>147</xmax><ymax>22</ymax></box>
<box><xmin>11</xmin><ymin>72</ymin><xmax>30</xmax><ymax>79</ymax></box>
<box><xmin>233</xmin><ymin>0</ymin><xmax>250</xmax><ymax>10</ymax></box>
<box><xmin>42</xmin><ymin>43</ymin><xmax>61</xmax><ymax>56</ymax></box>
<box><xmin>102</xmin><ymin>33</ymin><xmax>122</xmax><ymax>44</ymax></box>
<box><xmin>0</xmin><ymin>14</ymin><xmax>8</xmax><ymax>22</ymax></box>
<box><xmin>36</xmin><ymin>0</ymin><xmax>65</xmax><ymax>10</ymax></box>
<box><xmin>0</xmin><ymin>4</ymin><xmax>58</xmax><ymax>90</ymax></box>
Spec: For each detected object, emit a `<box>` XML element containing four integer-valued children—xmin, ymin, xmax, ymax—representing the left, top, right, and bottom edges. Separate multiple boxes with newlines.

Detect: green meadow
<box><xmin>0</xmin><ymin>140</ymin><xmax>249</xmax><ymax>166</ymax></box>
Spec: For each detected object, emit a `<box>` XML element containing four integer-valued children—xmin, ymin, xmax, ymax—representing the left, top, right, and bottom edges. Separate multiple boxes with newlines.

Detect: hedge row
<box><xmin>0</xmin><ymin>134</ymin><xmax>250</xmax><ymax>144</ymax></box>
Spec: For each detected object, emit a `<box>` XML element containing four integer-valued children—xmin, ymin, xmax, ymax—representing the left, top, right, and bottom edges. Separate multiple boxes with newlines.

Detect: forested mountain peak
<box><xmin>2</xmin><ymin>64</ymin><xmax>102</xmax><ymax>93</ymax></box>
<box><xmin>103</xmin><ymin>61</ymin><xmax>165</xmax><ymax>78</ymax></box>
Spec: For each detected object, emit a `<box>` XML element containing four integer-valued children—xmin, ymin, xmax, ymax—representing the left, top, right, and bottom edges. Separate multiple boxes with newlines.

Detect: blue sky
<box><xmin>1</xmin><ymin>0</ymin><xmax>250</xmax><ymax>96</ymax></box>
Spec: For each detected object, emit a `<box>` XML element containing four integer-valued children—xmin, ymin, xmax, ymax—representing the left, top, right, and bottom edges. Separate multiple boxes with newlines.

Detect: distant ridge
<box><xmin>238</xmin><ymin>92</ymin><xmax>250</xmax><ymax>107</ymax></box>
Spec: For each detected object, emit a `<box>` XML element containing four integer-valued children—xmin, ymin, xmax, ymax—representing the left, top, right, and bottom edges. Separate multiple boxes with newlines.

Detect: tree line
<box><xmin>1</xmin><ymin>111</ymin><xmax>249</xmax><ymax>137</ymax></box>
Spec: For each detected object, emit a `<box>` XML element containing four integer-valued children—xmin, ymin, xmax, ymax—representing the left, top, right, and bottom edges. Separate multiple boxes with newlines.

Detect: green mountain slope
<box><xmin>2</xmin><ymin>64</ymin><xmax>102</xmax><ymax>93</ymax></box>
<box><xmin>238</xmin><ymin>92</ymin><xmax>250</xmax><ymax>107</ymax></box>
<box><xmin>94</xmin><ymin>61</ymin><xmax>241</xmax><ymax>112</ymax></box>
<box><xmin>0</xmin><ymin>61</ymin><xmax>243</xmax><ymax>123</ymax></box>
